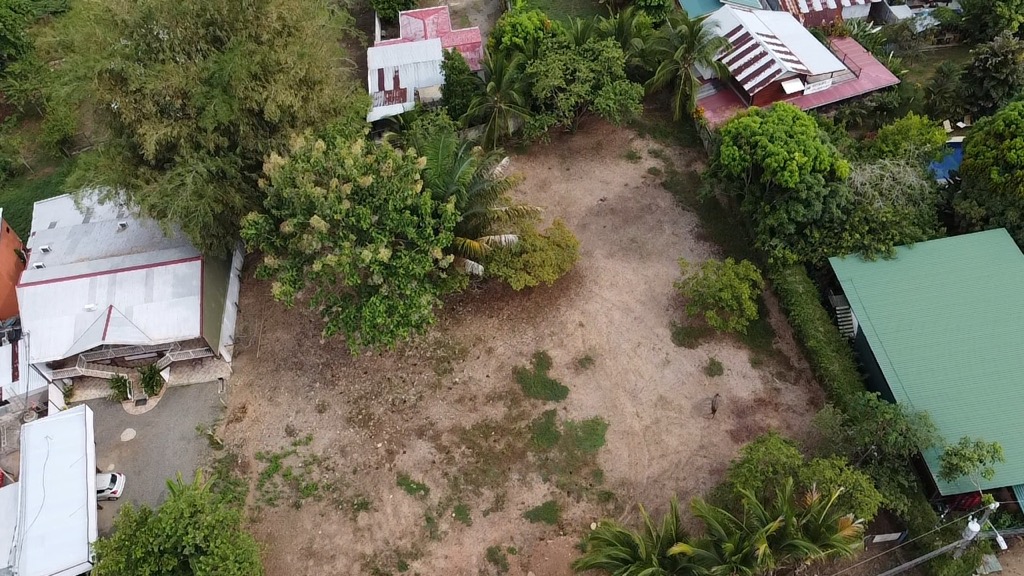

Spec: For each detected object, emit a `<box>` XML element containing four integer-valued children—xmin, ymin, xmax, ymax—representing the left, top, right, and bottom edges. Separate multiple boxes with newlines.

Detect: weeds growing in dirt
<box><xmin>452</xmin><ymin>502</ymin><xmax>472</xmax><ymax>526</ymax></box>
<box><xmin>485</xmin><ymin>545</ymin><xmax>510</xmax><ymax>573</ymax></box>
<box><xmin>424</xmin><ymin>511</ymin><xmax>441</xmax><ymax>540</ymax></box>
<box><xmin>209</xmin><ymin>450</ymin><xmax>249</xmax><ymax>507</ymax></box>
<box><xmin>647</xmin><ymin>166</ymin><xmax>663</xmax><ymax>177</ymax></box>
<box><xmin>575</xmin><ymin>354</ymin><xmax>596</xmax><ymax>371</ymax></box>
<box><xmin>523</xmin><ymin>500</ymin><xmax>561</xmax><ymax>525</ymax></box>
<box><xmin>705</xmin><ymin>357</ymin><xmax>725</xmax><ymax>377</ymax></box>
<box><xmin>624</xmin><ymin>147</ymin><xmax>642</xmax><ymax>163</ymax></box>
<box><xmin>514</xmin><ymin>351</ymin><xmax>569</xmax><ymax>401</ymax></box>
<box><xmin>397</xmin><ymin>473</ymin><xmax>431</xmax><ymax>498</ymax></box>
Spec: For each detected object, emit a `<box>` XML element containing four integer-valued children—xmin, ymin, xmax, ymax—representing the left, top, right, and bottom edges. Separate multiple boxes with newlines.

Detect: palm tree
<box><xmin>462</xmin><ymin>50</ymin><xmax>532</xmax><ymax>150</ymax></box>
<box><xmin>564</xmin><ymin>16</ymin><xmax>599</xmax><ymax>47</ymax></box>
<box><xmin>597</xmin><ymin>7</ymin><xmax>656</xmax><ymax>81</ymax></box>
<box><xmin>407</xmin><ymin>121</ymin><xmax>539</xmax><ymax>275</ymax></box>
<box><xmin>670</xmin><ymin>480</ymin><xmax>864</xmax><ymax>576</ymax></box>
<box><xmin>646</xmin><ymin>12</ymin><xmax>731</xmax><ymax>120</ymax></box>
<box><xmin>573</xmin><ymin>498</ymin><xmax>699</xmax><ymax>576</ymax></box>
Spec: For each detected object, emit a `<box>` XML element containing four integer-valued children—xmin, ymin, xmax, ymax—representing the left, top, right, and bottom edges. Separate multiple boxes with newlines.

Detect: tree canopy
<box><xmin>939</xmin><ymin>437</ymin><xmax>1006</xmax><ymax>490</ymax></box>
<box><xmin>57</xmin><ymin>0</ymin><xmax>368</xmax><ymax>254</ymax></box>
<box><xmin>869</xmin><ymin>112</ymin><xmax>949</xmax><ymax>164</ymax></box>
<box><xmin>241</xmin><ymin>125</ymin><xmax>458</xmax><ymax>351</ymax></box>
<box><xmin>675</xmin><ymin>257</ymin><xmax>764</xmax><ymax>334</ymax></box>
<box><xmin>960</xmin><ymin>0</ymin><xmax>1024</xmax><ymax>41</ymax></box>
<box><xmin>956</xmin><ymin>101</ymin><xmax>1024</xmax><ymax>245</ymax></box>
<box><xmin>959</xmin><ymin>32</ymin><xmax>1024</xmax><ymax>119</ymax></box>
<box><xmin>93</xmin><ymin>471</ymin><xmax>263</xmax><ymax>576</ymax></box>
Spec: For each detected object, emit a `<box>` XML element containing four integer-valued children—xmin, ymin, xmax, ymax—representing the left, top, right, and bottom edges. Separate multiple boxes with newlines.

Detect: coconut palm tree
<box><xmin>462</xmin><ymin>50</ymin><xmax>532</xmax><ymax>150</ymax></box>
<box><xmin>405</xmin><ymin>117</ymin><xmax>539</xmax><ymax>275</ymax></box>
<box><xmin>646</xmin><ymin>12</ymin><xmax>730</xmax><ymax>120</ymax></box>
<box><xmin>670</xmin><ymin>480</ymin><xmax>864</xmax><ymax>576</ymax></box>
<box><xmin>597</xmin><ymin>6</ymin><xmax>657</xmax><ymax>81</ymax></box>
<box><xmin>573</xmin><ymin>498</ymin><xmax>699</xmax><ymax>576</ymax></box>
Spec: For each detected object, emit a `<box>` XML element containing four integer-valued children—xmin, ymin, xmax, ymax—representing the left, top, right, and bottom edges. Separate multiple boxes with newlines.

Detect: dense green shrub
<box><xmin>109</xmin><ymin>374</ymin><xmax>130</xmax><ymax>402</ymax></box>
<box><xmin>675</xmin><ymin>257</ymin><xmax>764</xmax><ymax>334</ymax></box>
<box><xmin>768</xmin><ymin>265</ymin><xmax>864</xmax><ymax>409</ymax></box>
<box><xmin>139</xmin><ymin>364</ymin><xmax>163</xmax><ymax>397</ymax></box>
<box><xmin>487</xmin><ymin>219</ymin><xmax>579</xmax><ymax>290</ymax></box>
<box><xmin>370</xmin><ymin>0</ymin><xmax>415</xmax><ymax>22</ymax></box>
<box><xmin>490</xmin><ymin>3</ymin><xmax>559</xmax><ymax>55</ymax></box>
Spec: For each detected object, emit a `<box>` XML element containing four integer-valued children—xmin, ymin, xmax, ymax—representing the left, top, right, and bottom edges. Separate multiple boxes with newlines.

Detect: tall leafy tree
<box><xmin>960</xmin><ymin>0</ymin><xmax>1024</xmax><ymax>41</ymax></box>
<box><xmin>93</xmin><ymin>471</ymin><xmax>263</xmax><ymax>576</ymax></box>
<box><xmin>525</xmin><ymin>34</ymin><xmax>644</xmax><ymax>133</ymax></box>
<box><xmin>0</xmin><ymin>0</ymin><xmax>31</xmax><ymax>73</ymax></box>
<box><xmin>869</xmin><ymin>112</ymin><xmax>949</xmax><ymax>164</ymax></box>
<box><xmin>646</xmin><ymin>12</ymin><xmax>730</xmax><ymax>120</ymax></box>
<box><xmin>814</xmin><ymin>391</ymin><xmax>940</xmax><ymax>517</ymax></box>
<box><xmin>939</xmin><ymin>437</ymin><xmax>1006</xmax><ymax>493</ymax></box>
<box><xmin>240</xmin><ymin>124</ymin><xmax>458</xmax><ymax>351</ymax></box>
<box><xmin>56</xmin><ymin>0</ymin><xmax>369</xmax><ymax>254</ymax></box>
<box><xmin>955</xmin><ymin>101</ymin><xmax>1024</xmax><ymax>245</ymax></box>
<box><xmin>463</xmin><ymin>50</ymin><xmax>532</xmax><ymax>149</ymax></box>
<box><xmin>959</xmin><ymin>32</ymin><xmax>1024</xmax><ymax>119</ymax></box>
<box><xmin>441</xmin><ymin>49</ymin><xmax>482</xmax><ymax>123</ymax></box>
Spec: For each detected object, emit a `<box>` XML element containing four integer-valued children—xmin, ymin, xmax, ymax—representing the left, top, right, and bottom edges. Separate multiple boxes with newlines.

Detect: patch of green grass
<box><xmin>671</xmin><ymin>322</ymin><xmax>712</xmax><ymax>349</ymax></box>
<box><xmin>453</xmin><ymin>502</ymin><xmax>472</xmax><ymax>526</ymax></box>
<box><xmin>563</xmin><ymin>417</ymin><xmax>608</xmax><ymax>454</ymax></box>
<box><xmin>535</xmin><ymin>416</ymin><xmax>608</xmax><ymax>498</ymax></box>
<box><xmin>397</xmin><ymin>473</ymin><xmax>430</xmax><ymax>498</ymax></box>
<box><xmin>530</xmin><ymin>409</ymin><xmax>561</xmax><ymax>450</ymax></box>
<box><xmin>290</xmin><ymin>433</ymin><xmax>313</xmax><ymax>447</ymax></box>
<box><xmin>646</xmin><ymin>166</ymin><xmax>663</xmax><ymax>177</ymax></box>
<box><xmin>624</xmin><ymin>147</ymin><xmax>642</xmax><ymax>163</ymax></box>
<box><xmin>397</xmin><ymin>559</ymin><xmax>409</xmax><ymax>573</ymax></box>
<box><xmin>704</xmin><ymin>357</ymin><xmax>724</xmax><ymax>377</ymax></box>
<box><xmin>524</xmin><ymin>0</ymin><xmax>600</xmax><ymax>21</ymax></box>
<box><xmin>485</xmin><ymin>545</ymin><xmax>510</xmax><ymax>573</ymax></box>
<box><xmin>523</xmin><ymin>500</ymin><xmax>561</xmax><ymax>525</ymax></box>
<box><xmin>514</xmin><ymin>351</ymin><xmax>569</xmax><ymax>402</ymax></box>
<box><xmin>0</xmin><ymin>157</ymin><xmax>75</xmax><ymax>239</ymax></box>
<box><xmin>632</xmin><ymin>107</ymin><xmax>702</xmax><ymax>149</ymax></box>
<box><xmin>902</xmin><ymin>45</ymin><xmax>973</xmax><ymax>87</ymax></box>
<box><xmin>575</xmin><ymin>354</ymin><xmax>595</xmax><ymax>371</ymax></box>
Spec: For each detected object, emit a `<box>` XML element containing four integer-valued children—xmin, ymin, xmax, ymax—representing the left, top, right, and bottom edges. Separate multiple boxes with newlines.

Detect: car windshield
<box><xmin>102</xmin><ymin>476</ymin><xmax>116</xmax><ymax>490</ymax></box>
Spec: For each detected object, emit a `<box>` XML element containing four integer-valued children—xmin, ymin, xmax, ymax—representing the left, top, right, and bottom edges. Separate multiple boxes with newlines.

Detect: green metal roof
<box><xmin>830</xmin><ymin>229</ymin><xmax>1024</xmax><ymax>495</ymax></box>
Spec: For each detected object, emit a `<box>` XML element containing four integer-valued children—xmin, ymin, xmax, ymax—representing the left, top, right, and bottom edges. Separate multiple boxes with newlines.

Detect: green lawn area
<box><xmin>529</xmin><ymin>0</ymin><xmax>603</xmax><ymax>21</ymax></box>
<box><xmin>901</xmin><ymin>44</ymin><xmax>973</xmax><ymax>87</ymax></box>
<box><xmin>0</xmin><ymin>159</ymin><xmax>75</xmax><ymax>239</ymax></box>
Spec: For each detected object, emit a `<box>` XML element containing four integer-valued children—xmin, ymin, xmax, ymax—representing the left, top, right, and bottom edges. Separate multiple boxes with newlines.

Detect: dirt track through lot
<box><xmin>220</xmin><ymin>120</ymin><xmax>823</xmax><ymax>575</ymax></box>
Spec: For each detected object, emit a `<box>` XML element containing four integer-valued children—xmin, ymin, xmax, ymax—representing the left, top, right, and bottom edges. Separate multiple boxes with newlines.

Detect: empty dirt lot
<box><xmin>219</xmin><ymin>121</ymin><xmax>824</xmax><ymax>575</ymax></box>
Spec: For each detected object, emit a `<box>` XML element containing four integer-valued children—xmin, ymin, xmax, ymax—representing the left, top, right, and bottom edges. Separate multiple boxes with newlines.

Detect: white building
<box><xmin>366</xmin><ymin>38</ymin><xmax>444</xmax><ymax>122</ymax></box>
<box><xmin>15</xmin><ymin>194</ymin><xmax>242</xmax><ymax>384</ymax></box>
<box><xmin>0</xmin><ymin>405</ymin><xmax>98</xmax><ymax>576</ymax></box>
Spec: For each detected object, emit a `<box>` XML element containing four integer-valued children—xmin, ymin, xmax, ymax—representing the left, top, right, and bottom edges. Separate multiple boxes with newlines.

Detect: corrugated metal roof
<box><xmin>830</xmin><ymin>229</ymin><xmax>1024</xmax><ymax>495</ymax></box>
<box><xmin>17</xmin><ymin>194</ymin><xmax>206</xmax><ymax>364</ymax></box>
<box><xmin>367</xmin><ymin>38</ymin><xmax>443</xmax><ymax>69</ymax></box>
<box><xmin>706</xmin><ymin>6</ymin><xmax>846</xmax><ymax>94</ymax></box>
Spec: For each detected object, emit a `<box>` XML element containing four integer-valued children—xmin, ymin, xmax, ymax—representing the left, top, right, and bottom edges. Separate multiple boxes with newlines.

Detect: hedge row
<box><xmin>767</xmin><ymin>264</ymin><xmax>865</xmax><ymax>411</ymax></box>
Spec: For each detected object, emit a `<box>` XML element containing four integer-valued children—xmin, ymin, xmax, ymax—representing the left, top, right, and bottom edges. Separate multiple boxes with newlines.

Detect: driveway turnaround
<box><xmin>85</xmin><ymin>382</ymin><xmax>224</xmax><ymax>534</ymax></box>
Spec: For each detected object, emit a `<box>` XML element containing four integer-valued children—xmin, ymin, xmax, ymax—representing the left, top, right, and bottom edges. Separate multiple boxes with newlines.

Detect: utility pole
<box><xmin>875</xmin><ymin>503</ymin><xmax>1001</xmax><ymax>576</ymax></box>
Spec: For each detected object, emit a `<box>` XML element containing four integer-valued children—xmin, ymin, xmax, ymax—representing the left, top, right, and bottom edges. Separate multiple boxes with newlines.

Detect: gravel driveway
<box><xmin>85</xmin><ymin>382</ymin><xmax>225</xmax><ymax>534</ymax></box>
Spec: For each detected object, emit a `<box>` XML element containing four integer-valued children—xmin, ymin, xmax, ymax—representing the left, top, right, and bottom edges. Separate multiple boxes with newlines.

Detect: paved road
<box><xmin>85</xmin><ymin>382</ymin><xmax>225</xmax><ymax>534</ymax></box>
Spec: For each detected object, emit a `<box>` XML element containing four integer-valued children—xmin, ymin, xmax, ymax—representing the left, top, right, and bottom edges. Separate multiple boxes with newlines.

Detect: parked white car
<box><xmin>96</xmin><ymin>473</ymin><xmax>126</xmax><ymax>501</ymax></box>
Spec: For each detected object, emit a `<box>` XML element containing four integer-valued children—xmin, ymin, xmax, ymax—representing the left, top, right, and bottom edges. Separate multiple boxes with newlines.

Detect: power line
<box><xmin>825</xmin><ymin>502</ymin><xmax>1019</xmax><ymax>576</ymax></box>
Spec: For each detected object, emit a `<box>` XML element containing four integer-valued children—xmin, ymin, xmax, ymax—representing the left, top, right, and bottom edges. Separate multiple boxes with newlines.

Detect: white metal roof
<box><xmin>18</xmin><ymin>194</ymin><xmax>204</xmax><ymax>364</ymax></box>
<box><xmin>707</xmin><ymin>6</ymin><xmax>846</xmax><ymax>94</ymax></box>
<box><xmin>0</xmin><ymin>483</ymin><xmax>17</xmax><ymax>575</ymax></box>
<box><xmin>367</xmin><ymin>38</ymin><xmax>443</xmax><ymax>69</ymax></box>
<box><xmin>6</xmin><ymin>405</ymin><xmax>97</xmax><ymax>576</ymax></box>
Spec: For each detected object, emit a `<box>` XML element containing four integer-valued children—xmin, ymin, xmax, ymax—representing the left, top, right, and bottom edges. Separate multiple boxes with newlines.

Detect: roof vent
<box><xmin>117</xmin><ymin>221</ymin><xmax>128</xmax><ymax>231</ymax></box>
<box><xmin>84</xmin><ymin>304</ymin><xmax>97</xmax><ymax>312</ymax></box>
<box><xmin>39</xmin><ymin>245</ymin><xmax>52</xmax><ymax>253</ymax></box>
<box><xmin>31</xmin><ymin>262</ymin><xmax>44</xmax><ymax>270</ymax></box>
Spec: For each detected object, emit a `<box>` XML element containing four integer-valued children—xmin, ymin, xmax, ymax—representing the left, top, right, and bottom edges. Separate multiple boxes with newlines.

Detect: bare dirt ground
<box><xmin>219</xmin><ymin>121</ymin><xmax>824</xmax><ymax>575</ymax></box>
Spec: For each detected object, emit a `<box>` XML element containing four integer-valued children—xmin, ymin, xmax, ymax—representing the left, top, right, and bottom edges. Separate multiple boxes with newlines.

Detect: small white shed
<box><xmin>367</xmin><ymin>38</ymin><xmax>444</xmax><ymax>122</ymax></box>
